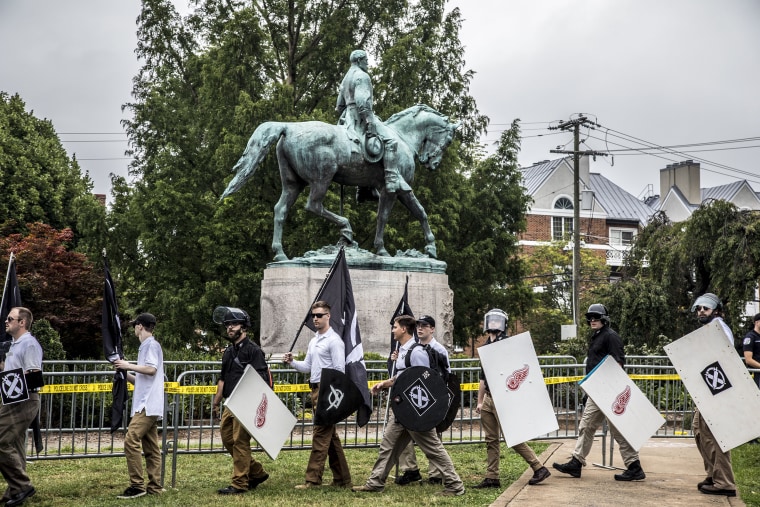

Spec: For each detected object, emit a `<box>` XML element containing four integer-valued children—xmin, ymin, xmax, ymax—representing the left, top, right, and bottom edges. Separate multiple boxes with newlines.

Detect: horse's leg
<box><xmin>272</xmin><ymin>182</ymin><xmax>302</xmax><ymax>261</ymax></box>
<box><xmin>374</xmin><ymin>190</ymin><xmax>397</xmax><ymax>256</ymax></box>
<box><xmin>272</xmin><ymin>153</ymin><xmax>304</xmax><ymax>261</ymax></box>
<box><xmin>304</xmin><ymin>180</ymin><xmax>355</xmax><ymax>247</ymax></box>
<box><xmin>397</xmin><ymin>191</ymin><xmax>437</xmax><ymax>258</ymax></box>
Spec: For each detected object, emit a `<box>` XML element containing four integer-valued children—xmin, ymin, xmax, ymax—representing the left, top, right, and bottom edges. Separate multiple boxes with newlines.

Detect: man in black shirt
<box><xmin>743</xmin><ymin>313</ymin><xmax>760</xmax><ymax>388</ymax></box>
<box><xmin>553</xmin><ymin>304</ymin><xmax>646</xmax><ymax>482</ymax></box>
<box><xmin>212</xmin><ymin>307</ymin><xmax>271</xmax><ymax>495</ymax></box>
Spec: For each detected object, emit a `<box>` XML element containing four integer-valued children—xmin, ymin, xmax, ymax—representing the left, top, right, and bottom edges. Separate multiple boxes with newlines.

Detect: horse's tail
<box><xmin>220</xmin><ymin>122</ymin><xmax>287</xmax><ymax>199</ymax></box>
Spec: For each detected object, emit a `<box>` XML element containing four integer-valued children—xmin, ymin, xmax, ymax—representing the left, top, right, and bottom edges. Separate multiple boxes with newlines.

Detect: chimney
<box><xmin>659</xmin><ymin>160</ymin><xmax>701</xmax><ymax>204</ymax></box>
<box><xmin>579</xmin><ymin>155</ymin><xmax>590</xmax><ymax>186</ymax></box>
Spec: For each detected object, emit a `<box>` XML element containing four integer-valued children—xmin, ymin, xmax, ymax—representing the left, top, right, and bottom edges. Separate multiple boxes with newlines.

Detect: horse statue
<box><xmin>221</xmin><ymin>104</ymin><xmax>459</xmax><ymax>262</ymax></box>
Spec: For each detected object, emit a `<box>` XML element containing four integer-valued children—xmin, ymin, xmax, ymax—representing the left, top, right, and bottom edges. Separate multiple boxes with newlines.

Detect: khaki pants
<box><xmin>0</xmin><ymin>394</ymin><xmax>39</xmax><ymax>497</ymax></box>
<box><xmin>124</xmin><ymin>409</ymin><xmax>162</xmax><ymax>493</ymax></box>
<box><xmin>572</xmin><ymin>397</ymin><xmax>639</xmax><ymax>467</ymax></box>
<box><xmin>305</xmin><ymin>386</ymin><xmax>351</xmax><ymax>485</ymax></box>
<box><xmin>693</xmin><ymin>409</ymin><xmax>735</xmax><ymax>490</ymax></box>
<box><xmin>220</xmin><ymin>409</ymin><xmax>266</xmax><ymax>490</ymax></box>
<box><xmin>398</xmin><ymin>439</ymin><xmax>441</xmax><ymax>479</ymax></box>
<box><xmin>481</xmin><ymin>393</ymin><xmax>540</xmax><ymax>479</ymax></box>
<box><xmin>364</xmin><ymin>417</ymin><xmax>463</xmax><ymax>493</ymax></box>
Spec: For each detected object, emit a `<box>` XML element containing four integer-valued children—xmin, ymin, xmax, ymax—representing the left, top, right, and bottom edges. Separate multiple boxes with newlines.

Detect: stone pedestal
<box><xmin>260</xmin><ymin>257</ymin><xmax>453</xmax><ymax>356</ymax></box>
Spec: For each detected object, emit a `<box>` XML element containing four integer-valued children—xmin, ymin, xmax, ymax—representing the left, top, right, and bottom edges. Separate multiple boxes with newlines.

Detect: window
<box><xmin>552</xmin><ymin>216</ymin><xmax>573</xmax><ymax>241</ymax></box>
<box><xmin>610</xmin><ymin>228</ymin><xmax>636</xmax><ymax>246</ymax></box>
<box><xmin>552</xmin><ymin>197</ymin><xmax>574</xmax><ymax>241</ymax></box>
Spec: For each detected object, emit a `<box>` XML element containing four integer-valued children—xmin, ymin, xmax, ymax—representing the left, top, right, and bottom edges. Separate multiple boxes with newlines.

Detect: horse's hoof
<box><xmin>376</xmin><ymin>248</ymin><xmax>390</xmax><ymax>257</ymax></box>
<box><xmin>424</xmin><ymin>245</ymin><xmax>437</xmax><ymax>259</ymax></box>
<box><xmin>273</xmin><ymin>253</ymin><xmax>288</xmax><ymax>262</ymax></box>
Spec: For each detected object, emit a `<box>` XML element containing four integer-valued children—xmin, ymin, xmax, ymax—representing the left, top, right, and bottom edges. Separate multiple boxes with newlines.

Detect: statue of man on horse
<box><xmin>336</xmin><ymin>49</ymin><xmax>411</xmax><ymax>195</ymax></box>
<box><xmin>220</xmin><ymin>49</ymin><xmax>459</xmax><ymax>262</ymax></box>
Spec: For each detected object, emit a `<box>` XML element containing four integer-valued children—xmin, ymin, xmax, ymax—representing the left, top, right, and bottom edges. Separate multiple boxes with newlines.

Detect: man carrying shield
<box><xmin>212</xmin><ymin>307</ymin><xmax>271</xmax><ymax>495</ymax></box>
<box><xmin>283</xmin><ymin>301</ymin><xmax>352</xmax><ymax>489</ymax></box>
<box><xmin>690</xmin><ymin>293</ymin><xmax>737</xmax><ymax>497</ymax></box>
<box><xmin>474</xmin><ymin>309</ymin><xmax>551</xmax><ymax>489</ymax></box>
<box><xmin>352</xmin><ymin>315</ymin><xmax>464</xmax><ymax>496</ymax></box>
<box><xmin>553</xmin><ymin>303</ymin><xmax>646</xmax><ymax>482</ymax></box>
<box><xmin>0</xmin><ymin>307</ymin><xmax>43</xmax><ymax>507</ymax></box>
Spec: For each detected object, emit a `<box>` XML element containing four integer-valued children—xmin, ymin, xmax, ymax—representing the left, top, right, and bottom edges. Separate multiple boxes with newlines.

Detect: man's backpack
<box><xmin>404</xmin><ymin>342</ymin><xmax>461</xmax><ymax>433</ymax></box>
<box><xmin>405</xmin><ymin>342</ymin><xmax>450</xmax><ymax>381</ymax></box>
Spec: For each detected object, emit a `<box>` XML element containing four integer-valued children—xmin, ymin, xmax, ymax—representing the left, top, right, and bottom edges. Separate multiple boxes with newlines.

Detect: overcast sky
<box><xmin>2</xmin><ymin>0</ymin><xmax>759</xmax><ymax>201</ymax></box>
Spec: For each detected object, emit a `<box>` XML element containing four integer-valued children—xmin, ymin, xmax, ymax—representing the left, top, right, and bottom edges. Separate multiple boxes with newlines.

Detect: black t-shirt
<box><xmin>220</xmin><ymin>337</ymin><xmax>269</xmax><ymax>398</ymax></box>
<box><xmin>742</xmin><ymin>330</ymin><xmax>760</xmax><ymax>363</ymax></box>
<box><xmin>479</xmin><ymin>332</ymin><xmax>505</xmax><ymax>391</ymax></box>
<box><xmin>586</xmin><ymin>325</ymin><xmax>625</xmax><ymax>374</ymax></box>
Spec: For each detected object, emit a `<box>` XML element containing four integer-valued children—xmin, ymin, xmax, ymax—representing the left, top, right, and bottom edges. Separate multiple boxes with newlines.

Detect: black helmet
<box><xmin>212</xmin><ymin>306</ymin><xmax>251</xmax><ymax>328</ymax></box>
<box><xmin>483</xmin><ymin>308</ymin><xmax>508</xmax><ymax>333</ymax></box>
<box><xmin>585</xmin><ymin>303</ymin><xmax>610</xmax><ymax>325</ymax></box>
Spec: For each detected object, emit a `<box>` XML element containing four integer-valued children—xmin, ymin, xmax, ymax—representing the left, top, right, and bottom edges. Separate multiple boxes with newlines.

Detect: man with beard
<box><xmin>212</xmin><ymin>307</ymin><xmax>271</xmax><ymax>495</ymax></box>
<box><xmin>690</xmin><ymin>293</ymin><xmax>737</xmax><ymax>497</ymax></box>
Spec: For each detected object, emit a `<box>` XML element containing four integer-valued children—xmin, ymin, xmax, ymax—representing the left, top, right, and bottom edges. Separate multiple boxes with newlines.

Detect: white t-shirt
<box><xmin>4</xmin><ymin>332</ymin><xmax>43</xmax><ymax>372</ymax></box>
<box><xmin>291</xmin><ymin>327</ymin><xmax>345</xmax><ymax>383</ymax></box>
<box><xmin>131</xmin><ymin>336</ymin><xmax>164</xmax><ymax>418</ymax></box>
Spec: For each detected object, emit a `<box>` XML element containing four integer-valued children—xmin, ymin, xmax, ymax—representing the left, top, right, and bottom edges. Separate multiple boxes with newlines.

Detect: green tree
<box><xmin>616</xmin><ymin>201</ymin><xmax>760</xmax><ymax>346</ymax></box>
<box><xmin>110</xmin><ymin>0</ymin><xmax>493</xmax><ymax>350</ymax></box>
<box><xmin>0</xmin><ymin>92</ymin><xmax>106</xmax><ymax>254</ymax></box>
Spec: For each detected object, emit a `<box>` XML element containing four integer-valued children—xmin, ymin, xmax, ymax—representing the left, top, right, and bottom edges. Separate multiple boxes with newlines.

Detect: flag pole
<box><xmin>287</xmin><ymin>247</ymin><xmax>345</xmax><ymax>353</ymax></box>
<box><xmin>0</xmin><ymin>252</ymin><xmax>15</xmax><ymax>312</ymax></box>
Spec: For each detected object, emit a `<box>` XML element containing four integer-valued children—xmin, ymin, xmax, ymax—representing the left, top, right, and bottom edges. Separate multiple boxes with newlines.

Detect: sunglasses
<box><xmin>311</xmin><ymin>313</ymin><xmax>329</xmax><ymax>319</ymax></box>
<box><xmin>695</xmin><ymin>305</ymin><xmax>713</xmax><ymax>312</ymax></box>
<box><xmin>5</xmin><ymin>317</ymin><xmax>21</xmax><ymax>323</ymax></box>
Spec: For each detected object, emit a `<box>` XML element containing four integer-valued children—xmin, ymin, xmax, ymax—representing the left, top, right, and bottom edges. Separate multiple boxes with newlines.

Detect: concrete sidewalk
<box><xmin>493</xmin><ymin>438</ymin><xmax>745</xmax><ymax>507</ymax></box>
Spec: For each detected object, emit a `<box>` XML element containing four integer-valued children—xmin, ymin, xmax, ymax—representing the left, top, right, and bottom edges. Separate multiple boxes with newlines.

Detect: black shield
<box><xmin>436</xmin><ymin>374</ymin><xmax>462</xmax><ymax>433</ymax></box>
<box><xmin>390</xmin><ymin>366</ymin><xmax>448</xmax><ymax>432</ymax></box>
<box><xmin>314</xmin><ymin>368</ymin><xmax>364</xmax><ymax>426</ymax></box>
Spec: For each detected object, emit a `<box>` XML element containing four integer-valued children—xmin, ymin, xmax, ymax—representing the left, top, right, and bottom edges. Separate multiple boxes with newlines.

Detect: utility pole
<box><xmin>549</xmin><ymin>116</ymin><xmax>607</xmax><ymax>329</ymax></box>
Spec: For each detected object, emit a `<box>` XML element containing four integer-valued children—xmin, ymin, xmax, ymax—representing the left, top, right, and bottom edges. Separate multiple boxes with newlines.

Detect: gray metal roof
<box><xmin>589</xmin><ymin>173</ymin><xmax>657</xmax><ymax>225</ymax></box>
<box><xmin>701</xmin><ymin>180</ymin><xmax>744</xmax><ymax>203</ymax></box>
<box><xmin>519</xmin><ymin>158</ymin><xmax>568</xmax><ymax>195</ymax></box>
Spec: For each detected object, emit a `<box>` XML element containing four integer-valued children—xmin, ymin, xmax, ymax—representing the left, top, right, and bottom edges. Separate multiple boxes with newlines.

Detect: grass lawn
<box><xmin>26</xmin><ymin>442</ymin><xmax>548</xmax><ymax>507</ymax></box>
<box><xmin>734</xmin><ymin>442</ymin><xmax>760</xmax><ymax>507</ymax></box>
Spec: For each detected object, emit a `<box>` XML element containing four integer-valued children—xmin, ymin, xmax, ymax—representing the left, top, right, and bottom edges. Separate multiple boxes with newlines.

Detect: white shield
<box><xmin>664</xmin><ymin>320</ymin><xmax>760</xmax><ymax>452</ymax></box>
<box><xmin>224</xmin><ymin>365</ymin><xmax>297</xmax><ymax>459</ymax></box>
<box><xmin>478</xmin><ymin>332</ymin><xmax>558</xmax><ymax>447</ymax></box>
<box><xmin>579</xmin><ymin>355</ymin><xmax>664</xmax><ymax>451</ymax></box>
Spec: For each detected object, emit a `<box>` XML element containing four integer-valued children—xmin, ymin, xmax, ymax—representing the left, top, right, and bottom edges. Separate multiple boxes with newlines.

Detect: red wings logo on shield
<box><xmin>506</xmin><ymin>364</ymin><xmax>530</xmax><ymax>391</ymax></box>
<box><xmin>255</xmin><ymin>393</ymin><xmax>268</xmax><ymax>428</ymax></box>
<box><xmin>612</xmin><ymin>385</ymin><xmax>631</xmax><ymax>415</ymax></box>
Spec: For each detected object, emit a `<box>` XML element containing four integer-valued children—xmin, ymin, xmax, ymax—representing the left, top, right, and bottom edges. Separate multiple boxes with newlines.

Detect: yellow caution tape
<box><xmin>37</xmin><ymin>374</ymin><xmax>681</xmax><ymax>395</ymax></box>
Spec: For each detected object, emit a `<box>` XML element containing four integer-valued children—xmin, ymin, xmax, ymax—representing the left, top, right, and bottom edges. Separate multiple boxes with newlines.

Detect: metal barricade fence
<box><xmin>32</xmin><ymin>357</ymin><xmax>717</xmax><ymax>483</ymax></box>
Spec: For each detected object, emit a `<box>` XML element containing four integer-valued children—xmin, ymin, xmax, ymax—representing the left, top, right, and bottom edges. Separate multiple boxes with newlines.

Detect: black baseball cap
<box><xmin>128</xmin><ymin>313</ymin><xmax>157</xmax><ymax>327</ymax></box>
<box><xmin>416</xmin><ymin>315</ymin><xmax>436</xmax><ymax>327</ymax></box>
<box><xmin>754</xmin><ymin>313</ymin><xmax>760</xmax><ymax>323</ymax></box>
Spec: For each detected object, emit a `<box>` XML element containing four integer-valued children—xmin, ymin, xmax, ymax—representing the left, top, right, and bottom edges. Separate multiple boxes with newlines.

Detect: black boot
<box><xmin>614</xmin><ymin>460</ymin><xmax>646</xmax><ymax>481</ymax></box>
<box><xmin>552</xmin><ymin>457</ymin><xmax>582</xmax><ymax>478</ymax></box>
<box><xmin>472</xmin><ymin>477</ymin><xmax>501</xmax><ymax>489</ymax></box>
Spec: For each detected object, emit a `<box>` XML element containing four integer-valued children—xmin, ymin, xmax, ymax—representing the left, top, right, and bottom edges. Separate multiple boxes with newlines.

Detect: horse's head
<box><xmin>419</xmin><ymin>119</ymin><xmax>460</xmax><ymax>170</ymax></box>
<box><xmin>386</xmin><ymin>104</ymin><xmax>460</xmax><ymax>170</ymax></box>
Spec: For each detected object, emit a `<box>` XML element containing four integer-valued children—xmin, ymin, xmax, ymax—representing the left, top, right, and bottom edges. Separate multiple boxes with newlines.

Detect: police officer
<box><xmin>475</xmin><ymin>309</ymin><xmax>550</xmax><ymax>488</ymax></box>
<box><xmin>212</xmin><ymin>307</ymin><xmax>270</xmax><ymax>494</ymax></box>
<box><xmin>742</xmin><ymin>313</ymin><xmax>760</xmax><ymax>388</ymax></box>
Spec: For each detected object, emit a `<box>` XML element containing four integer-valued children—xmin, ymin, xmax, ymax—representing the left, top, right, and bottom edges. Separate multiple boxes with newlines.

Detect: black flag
<box><xmin>388</xmin><ymin>276</ymin><xmax>414</xmax><ymax>374</ymax></box>
<box><xmin>314</xmin><ymin>368</ymin><xmax>365</xmax><ymax>426</ymax></box>
<box><xmin>102</xmin><ymin>257</ymin><xmax>126</xmax><ymax>432</ymax></box>
<box><xmin>1</xmin><ymin>253</ymin><xmax>22</xmax><ymax>343</ymax></box>
<box><xmin>303</xmin><ymin>247</ymin><xmax>372</xmax><ymax>427</ymax></box>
